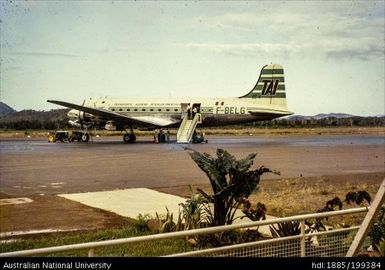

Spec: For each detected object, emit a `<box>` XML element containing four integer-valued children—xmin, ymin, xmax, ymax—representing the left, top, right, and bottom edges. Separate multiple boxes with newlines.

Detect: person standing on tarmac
<box><xmin>166</xmin><ymin>128</ymin><xmax>170</xmax><ymax>143</ymax></box>
<box><xmin>158</xmin><ymin>128</ymin><xmax>165</xmax><ymax>143</ymax></box>
<box><xmin>154</xmin><ymin>129</ymin><xmax>159</xmax><ymax>143</ymax></box>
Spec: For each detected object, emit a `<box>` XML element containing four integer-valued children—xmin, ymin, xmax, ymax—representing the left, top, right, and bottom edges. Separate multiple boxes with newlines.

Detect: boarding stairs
<box><xmin>176</xmin><ymin>113</ymin><xmax>202</xmax><ymax>143</ymax></box>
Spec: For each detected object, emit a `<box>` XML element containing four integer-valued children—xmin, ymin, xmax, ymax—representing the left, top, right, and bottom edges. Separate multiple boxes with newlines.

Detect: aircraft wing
<box><xmin>47</xmin><ymin>100</ymin><xmax>178</xmax><ymax>127</ymax></box>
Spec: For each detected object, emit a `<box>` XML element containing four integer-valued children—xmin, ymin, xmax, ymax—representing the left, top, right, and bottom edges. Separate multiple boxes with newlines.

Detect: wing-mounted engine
<box><xmin>67</xmin><ymin>109</ymin><xmax>98</xmax><ymax>128</ymax></box>
<box><xmin>78</xmin><ymin>111</ymin><xmax>93</xmax><ymax>122</ymax></box>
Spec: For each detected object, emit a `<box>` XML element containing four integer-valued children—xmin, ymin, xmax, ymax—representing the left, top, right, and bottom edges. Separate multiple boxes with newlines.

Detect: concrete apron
<box><xmin>59</xmin><ymin>188</ymin><xmax>272</xmax><ymax>236</ymax></box>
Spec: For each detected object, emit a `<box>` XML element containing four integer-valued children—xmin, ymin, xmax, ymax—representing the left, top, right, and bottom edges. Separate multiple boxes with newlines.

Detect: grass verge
<box><xmin>0</xmin><ymin>226</ymin><xmax>195</xmax><ymax>256</ymax></box>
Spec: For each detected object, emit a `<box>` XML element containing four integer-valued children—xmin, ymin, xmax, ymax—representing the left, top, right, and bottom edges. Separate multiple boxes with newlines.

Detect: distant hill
<box><xmin>288</xmin><ymin>113</ymin><xmax>355</xmax><ymax>120</ymax></box>
<box><xmin>274</xmin><ymin>113</ymin><xmax>385</xmax><ymax>127</ymax></box>
<box><xmin>0</xmin><ymin>108</ymin><xmax>69</xmax><ymax>123</ymax></box>
<box><xmin>313</xmin><ymin>113</ymin><xmax>355</xmax><ymax>119</ymax></box>
<box><xmin>0</xmin><ymin>108</ymin><xmax>70</xmax><ymax>130</ymax></box>
<box><xmin>0</xmin><ymin>102</ymin><xmax>17</xmax><ymax>116</ymax></box>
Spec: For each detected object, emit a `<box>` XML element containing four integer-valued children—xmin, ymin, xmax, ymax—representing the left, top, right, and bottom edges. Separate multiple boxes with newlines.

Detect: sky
<box><xmin>0</xmin><ymin>0</ymin><xmax>384</xmax><ymax>116</ymax></box>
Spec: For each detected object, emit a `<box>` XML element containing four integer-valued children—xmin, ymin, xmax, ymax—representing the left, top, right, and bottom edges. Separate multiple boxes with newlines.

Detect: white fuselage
<box><xmin>68</xmin><ymin>96</ymin><xmax>290</xmax><ymax>129</ymax></box>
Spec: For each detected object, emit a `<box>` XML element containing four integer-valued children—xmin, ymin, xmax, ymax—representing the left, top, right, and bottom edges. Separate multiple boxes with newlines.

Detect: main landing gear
<box><xmin>80</xmin><ymin>133</ymin><xmax>90</xmax><ymax>142</ymax></box>
<box><xmin>123</xmin><ymin>127</ymin><xmax>136</xmax><ymax>143</ymax></box>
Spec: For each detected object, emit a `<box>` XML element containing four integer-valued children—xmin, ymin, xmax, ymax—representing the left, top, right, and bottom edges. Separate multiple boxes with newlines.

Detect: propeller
<box><xmin>78</xmin><ymin>99</ymin><xmax>85</xmax><ymax>129</ymax></box>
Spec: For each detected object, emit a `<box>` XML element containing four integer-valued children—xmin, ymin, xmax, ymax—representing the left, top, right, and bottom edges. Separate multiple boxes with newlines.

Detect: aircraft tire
<box><xmin>123</xmin><ymin>134</ymin><xmax>130</xmax><ymax>143</ymax></box>
<box><xmin>123</xmin><ymin>134</ymin><xmax>136</xmax><ymax>143</ymax></box>
<box><xmin>81</xmin><ymin>133</ymin><xmax>89</xmax><ymax>142</ymax></box>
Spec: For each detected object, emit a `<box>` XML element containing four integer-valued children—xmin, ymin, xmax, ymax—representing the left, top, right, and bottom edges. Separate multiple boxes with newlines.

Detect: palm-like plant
<box><xmin>270</xmin><ymin>221</ymin><xmax>301</xmax><ymax>238</ymax></box>
<box><xmin>189</xmin><ymin>149</ymin><xmax>277</xmax><ymax>226</ymax></box>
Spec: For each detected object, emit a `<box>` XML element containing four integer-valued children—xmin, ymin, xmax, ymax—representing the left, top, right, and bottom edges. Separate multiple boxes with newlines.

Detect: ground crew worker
<box><xmin>166</xmin><ymin>128</ymin><xmax>170</xmax><ymax>143</ymax></box>
<box><xmin>158</xmin><ymin>128</ymin><xmax>165</xmax><ymax>143</ymax></box>
<box><xmin>154</xmin><ymin>129</ymin><xmax>158</xmax><ymax>143</ymax></box>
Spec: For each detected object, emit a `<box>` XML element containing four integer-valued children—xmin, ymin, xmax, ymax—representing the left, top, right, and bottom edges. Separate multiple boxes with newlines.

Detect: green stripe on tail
<box><xmin>240</xmin><ymin>64</ymin><xmax>286</xmax><ymax>99</ymax></box>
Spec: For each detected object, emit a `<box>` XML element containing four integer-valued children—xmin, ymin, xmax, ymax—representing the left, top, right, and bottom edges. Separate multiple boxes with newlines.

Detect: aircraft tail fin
<box><xmin>240</xmin><ymin>64</ymin><xmax>287</xmax><ymax>102</ymax></box>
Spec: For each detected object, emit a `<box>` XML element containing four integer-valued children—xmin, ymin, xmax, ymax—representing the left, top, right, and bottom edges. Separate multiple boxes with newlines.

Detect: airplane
<box><xmin>47</xmin><ymin>63</ymin><xmax>293</xmax><ymax>143</ymax></box>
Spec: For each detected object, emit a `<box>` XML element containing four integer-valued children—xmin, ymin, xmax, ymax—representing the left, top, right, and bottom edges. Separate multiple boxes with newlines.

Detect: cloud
<box><xmin>185</xmin><ymin>42</ymin><xmax>307</xmax><ymax>57</ymax></box>
<box><xmin>184</xmin><ymin>37</ymin><xmax>384</xmax><ymax>61</ymax></box>
<box><xmin>185</xmin><ymin>2</ymin><xmax>384</xmax><ymax>61</ymax></box>
<box><xmin>6</xmin><ymin>51</ymin><xmax>79</xmax><ymax>58</ymax></box>
<box><xmin>322</xmin><ymin>38</ymin><xmax>384</xmax><ymax>61</ymax></box>
<box><xmin>197</xmin><ymin>2</ymin><xmax>384</xmax><ymax>37</ymax></box>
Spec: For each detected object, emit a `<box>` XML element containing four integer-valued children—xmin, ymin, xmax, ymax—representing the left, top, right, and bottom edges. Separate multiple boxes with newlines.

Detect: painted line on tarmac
<box><xmin>0</xmin><ymin>197</ymin><xmax>33</xmax><ymax>206</ymax></box>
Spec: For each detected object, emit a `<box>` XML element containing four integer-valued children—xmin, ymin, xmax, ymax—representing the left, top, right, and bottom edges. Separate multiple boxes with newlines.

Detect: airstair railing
<box><xmin>176</xmin><ymin>113</ymin><xmax>188</xmax><ymax>141</ymax></box>
<box><xmin>185</xmin><ymin>113</ymin><xmax>201</xmax><ymax>143</ymax></box>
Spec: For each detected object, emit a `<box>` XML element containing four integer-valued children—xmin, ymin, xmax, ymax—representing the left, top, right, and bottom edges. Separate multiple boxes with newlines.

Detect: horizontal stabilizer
<box><xmin>248</xmin><ymin>108</ymin><xmax>293</xmax><ymax>117</ymax></box>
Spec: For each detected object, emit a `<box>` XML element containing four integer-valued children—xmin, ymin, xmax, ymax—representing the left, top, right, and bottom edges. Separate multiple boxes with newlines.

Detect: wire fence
<box><xmin>0</xmin><ymin>207</ymin><xmax>371</xmax><ymax>257</ymax></box>
<box><xmin>171</xmin><ymin>227</ymin><xmax>371</xmax><ymax>257</ymax></box>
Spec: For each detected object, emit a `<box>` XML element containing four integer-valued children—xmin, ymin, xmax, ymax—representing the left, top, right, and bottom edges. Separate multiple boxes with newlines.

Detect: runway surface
<box><xmin>1</xmin><ymin>134</ymin><xmax>384</xmax><ymax>197</ymax></box>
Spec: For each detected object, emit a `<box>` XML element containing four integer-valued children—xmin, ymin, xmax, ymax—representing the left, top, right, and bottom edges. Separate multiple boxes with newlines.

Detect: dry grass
<box><xmin>159</xmin><ymin>172</ymin><xmax>384</xmax><ymax>228</ymax></box>
<box><xmin>0</xmin><ymin>126</ymin><xmax>384</xmax><ymax>139</ymax></box>
<box><xmin>249</xmin><ymin>174</ymin><xmax>383</xmax><ymax>227</ymax></box>
<box><xmin>201</xmin><ymin>126</ymin><xmax>385</xmax><ymax>136</ymax></box>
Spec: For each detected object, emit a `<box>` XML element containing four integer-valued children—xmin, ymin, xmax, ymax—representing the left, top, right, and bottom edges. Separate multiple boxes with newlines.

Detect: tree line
<box><xmin>0</xmin><ymin>109</ymin><xmax>384</xmax><ymax>130</ymax></box>
<box><xmin>262</xmin><ymin>116</ymin><xmax>385</xmax><ymax>128</ymax></box>
<box><xmin>0</xmin><ymin>109</ymin><xmax>70</xmax><ymax>130</ymax></box>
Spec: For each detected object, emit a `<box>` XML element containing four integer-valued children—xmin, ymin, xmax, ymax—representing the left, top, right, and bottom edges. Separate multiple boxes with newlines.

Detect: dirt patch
<box><xmin>0</xmin><ymin>172</ymin><xmax>383</xmax><ymax>240</ymax></box>
<box><xmin>155</xmin><ymin>172</ymin><xmax>384</xmax><ymax>225</ymax></box>
<box><xmin>155</xmin><ymin>172</ymin><xmax>384</xmax><ymax>198</ymax></box>
<box><xmin>0</xmin><ymin>195</ymin><xmax>131</xmax><ymax>238</ymax></box>
<box><xmin>254</xmin><ymin>172</ymin><xmax>384</xmax><ymax>217</ymax></box>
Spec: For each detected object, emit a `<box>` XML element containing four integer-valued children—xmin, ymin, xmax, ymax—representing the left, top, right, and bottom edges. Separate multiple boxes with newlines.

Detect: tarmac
<box><xmin>1</xmin><ymin>134</ymin><xmax>384</xmax><ymax>197</ymax></box>
<box><xmin>0</xmin><ymin>134</ymin><xmax>384</xmax><ymax>236</ymax></box>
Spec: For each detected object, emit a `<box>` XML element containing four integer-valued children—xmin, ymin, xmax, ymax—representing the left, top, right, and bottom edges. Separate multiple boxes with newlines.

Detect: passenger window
<box><xmin>166</xmin><ymin>109</ymin><xmax>170</xmax><ymax>111</ymax></box>
<box><xmin>134</xmin><ymin>109</ymin><xmax>138</xmax><ymax>111</ymax></box>
<box><xmin>142</xmin><ymin>109</ymin><xmax>146</xmax><ymax>111</ymax></box>
<box><xmin>150</xmin><ymin>109</ymin><xmax>154</xmax><ymax>111</ymax></box>
<box><xmin>111</xmin><ymin>108</ymin><xmax>115</xmax><ymax>111</ymax></box>
<box><xmin>215</xmin><ymin>102</ymin><xmax>219</xmax><ymax>106</ymax></box>
<box><xmin>221</xmin><ymin>102</ymin><xmax>224</xmax><ymax>105</ymax></box>
<box><xmin>127</xmin><ymin>109</ymin><xmax>130</xmax><ymax>111</ymax></box>
<box><xmin>119</xmin><ymin>108</ymin><xmax>122</xmax><ymax>111</ymax></box>
<box><xmin>174</xmin><ymin>109</ymin><xmax>178</xmax><ymax>112</ymax></box>
<box><xmin>158</xmin><ymin>109</ymin><xmax>162</xmax><ymax>111</ymax></box>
